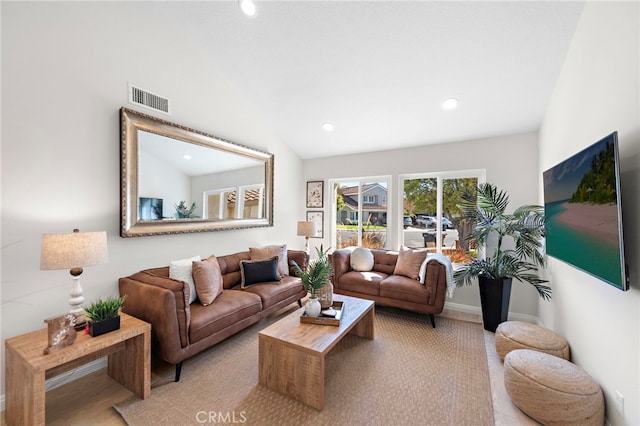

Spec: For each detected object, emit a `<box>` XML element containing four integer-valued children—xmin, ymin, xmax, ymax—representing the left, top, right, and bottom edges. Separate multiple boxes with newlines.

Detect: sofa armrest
<box><xmin>422</xmin><ymin>260</ymin><xmax>448</xmax><ymax>308</ymax></box>
<box><xmin>287</xmin><ymin>250</ymin><xmax>309</xmax><ymax>274</ymax></box>
<box><xmin>119</xmin><ymin>271</ymin><xmax>191</xmax><ymax>358</ymax></box>
<box><xmin>331</xmin><ymin>249</ymin><xmax>352</xmax><ymax>288</ymax></box>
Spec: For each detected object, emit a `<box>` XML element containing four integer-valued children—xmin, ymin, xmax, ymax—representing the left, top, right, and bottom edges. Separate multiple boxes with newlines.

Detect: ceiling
<box><xmin>139</xmin><ymin>131</ymin><xmax>263</xmax><ymax>176</ymax></box>
<box><xmin>154</xmin><ymin>1</ymin><xmax>585</xmax><ymax>159</ymax></box>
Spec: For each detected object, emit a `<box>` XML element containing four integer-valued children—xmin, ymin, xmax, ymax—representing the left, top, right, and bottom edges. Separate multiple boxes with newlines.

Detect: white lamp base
<box><xmin>69</xmin><ymin>276</ymin><xmax>86</xmax><ymax>325</ymax></box>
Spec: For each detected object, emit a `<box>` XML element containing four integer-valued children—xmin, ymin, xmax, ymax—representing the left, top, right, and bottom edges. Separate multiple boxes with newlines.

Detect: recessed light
<box><xmin>183</xmin><ymin>154</ymin><xmax>192</xmax><ymax>160</ymax></box>
<box><xmin>441</xmin><ymin>98</ymin><xmax>459</xmax><ymax>110</ymax></box>
<box><xmin>322</xmin><ymin>122</ymin><xmax>334</xmax><ymax>132</ymax></box>
<box><xmin>239</xmin><ymin>0</ymin><xmax>257</xmax><ymax>17</ymax></box>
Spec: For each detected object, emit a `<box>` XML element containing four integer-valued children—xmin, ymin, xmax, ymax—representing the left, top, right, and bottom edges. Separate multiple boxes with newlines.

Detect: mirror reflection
<box><xmin>120</xmin><ymin>108</ymin><xmax>274</xmax><ymax>237</ymax></box>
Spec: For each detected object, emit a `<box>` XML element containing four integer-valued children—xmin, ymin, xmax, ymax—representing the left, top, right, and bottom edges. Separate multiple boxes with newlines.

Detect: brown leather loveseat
<box><xmin>119</xmin><ymin>249</ymin><xmax>308</xmax><ymax>381</ymax></box>
<box><xmin>332</xmin><ymin>248</ymin><xmax>450</xmax><ymax>327</ymax></box>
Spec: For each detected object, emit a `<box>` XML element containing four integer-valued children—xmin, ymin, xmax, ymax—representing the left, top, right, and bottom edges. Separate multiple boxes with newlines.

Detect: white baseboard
<box><xmin>443</xmin><ymin>301</ymin><xmax>540</xmax><ymax>325</ymax></box>
<box><xmin>510</xmin><ymin>312</ymin><xmax>540</xmax><ymax>324</ymax></box>
<box><xmin>444</xmin><ymin>301</ymin><xmax>482</xmax><ymax>316</ymax></box>
<box><xmin>0</xmin><ymin>357</ymin><xmax>107</xmax><ymax>412</ymax></box>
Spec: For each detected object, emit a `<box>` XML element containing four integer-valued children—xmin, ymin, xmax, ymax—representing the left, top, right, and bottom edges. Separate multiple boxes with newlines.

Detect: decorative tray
<box><xmin>300</xmin><ymin>300</ymin><xmax>344</xmax><ymax>326</ymax></box>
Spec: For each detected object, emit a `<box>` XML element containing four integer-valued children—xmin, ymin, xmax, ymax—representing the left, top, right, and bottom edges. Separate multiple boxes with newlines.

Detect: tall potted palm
<box><xmin>453</xmin><ymin>183</ymin><xmax>551</xmax><ymax>332</ymax></box>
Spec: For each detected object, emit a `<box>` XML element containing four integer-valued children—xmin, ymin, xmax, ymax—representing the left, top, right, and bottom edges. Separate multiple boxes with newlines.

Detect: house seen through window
<box><xmin>333</xmin><ymin>179</ymin><xmax>390</xmax><ymax>249</ymax></box>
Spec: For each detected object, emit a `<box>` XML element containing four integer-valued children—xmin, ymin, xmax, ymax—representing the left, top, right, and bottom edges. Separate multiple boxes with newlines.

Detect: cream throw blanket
<box><xmin>419</xmin><ymin>253</ymin><xmax>456</xmax><ymax>297</ymax></box>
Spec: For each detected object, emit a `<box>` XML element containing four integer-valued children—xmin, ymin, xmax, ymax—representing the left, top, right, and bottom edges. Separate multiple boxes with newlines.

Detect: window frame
<box><xmin>328</xmin><ymin>170</ymin><xmax>485</xmax><ymax>254</ymax></box>
<box><xmin>330</xmin><ymin>175</ymin><xmax>391</xmax><ymax>249</ymax></box>
<box><xmin>397</xmin><ymin>169</ymin><xmax>485</xmax><ymax>254</ymax></box>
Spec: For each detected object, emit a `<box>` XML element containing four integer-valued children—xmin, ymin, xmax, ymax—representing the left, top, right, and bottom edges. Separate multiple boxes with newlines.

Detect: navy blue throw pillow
<box><xmin>240</xmin><ymin>256</ymin><xmax>281</xmax><ymax>288</ymax></box>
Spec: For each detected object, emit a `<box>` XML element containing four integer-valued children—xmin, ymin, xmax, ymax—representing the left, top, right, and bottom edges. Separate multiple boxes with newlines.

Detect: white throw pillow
<box><xmin>350</xmin><ymin>247</ymin><xmax>374</xmax><ymax>272</ymax></box>
<box><xmin>170</xmin><ymin>255</ymin><xmax>201</xmax><ymax>304</ymax></box>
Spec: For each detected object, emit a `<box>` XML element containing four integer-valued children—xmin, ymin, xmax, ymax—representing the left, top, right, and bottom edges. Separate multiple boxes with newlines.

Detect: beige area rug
<box><xmin>114</xmin><ymin>306</ymin><xmax>493</xmax><ymax>426</ymax></box>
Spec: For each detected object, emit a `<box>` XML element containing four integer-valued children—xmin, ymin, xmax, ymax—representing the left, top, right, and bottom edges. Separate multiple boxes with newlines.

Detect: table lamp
<box><xmin>40</xmin><ymin>229</ymin><xmax>108</xmax><ymax>326</ymax></box>
<box><xmin>297</xmin><ymin>221</ymin><xmax>317</xmax><ymax>254</ymax></box>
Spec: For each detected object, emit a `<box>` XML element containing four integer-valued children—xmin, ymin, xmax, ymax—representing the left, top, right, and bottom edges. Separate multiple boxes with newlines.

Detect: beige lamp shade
<box><xmin>40</xmin><ymin>229</ymin><xmax>108</xmax><ymax>325</ymax></box>
<box><xmin>40</xmin><ymin>230</ymin><xmax>108</xmax><ymax>270</ymax></box>
<box><xmin>297</xmin><ymin>221</ymin><xmax>317</xmax><ymax>238</ymax></box>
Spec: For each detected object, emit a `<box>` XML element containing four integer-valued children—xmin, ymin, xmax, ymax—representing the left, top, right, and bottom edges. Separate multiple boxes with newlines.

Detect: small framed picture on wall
<box><xmin>306</xmin><ymin>211</ymin><xmax>324</xmax><ymax>238</ymax></box>
<box><xmin>306</xmin><ymin>181</ymin><xmax>324</xmax><ymax>208</ymax></box>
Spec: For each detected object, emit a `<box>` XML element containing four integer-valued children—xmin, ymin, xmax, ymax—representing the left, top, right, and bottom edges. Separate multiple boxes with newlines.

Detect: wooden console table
<box><xmin>4</xmin><ymin>312</ymin><xmax>150</xmax><ymax>426</ymax></box>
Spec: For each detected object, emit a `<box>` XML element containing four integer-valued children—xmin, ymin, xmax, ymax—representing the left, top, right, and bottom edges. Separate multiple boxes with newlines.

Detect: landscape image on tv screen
<box><xmin>543</xmin><ymin>132</ymin><xmax>627</xmax><ymax>290</ymax></box>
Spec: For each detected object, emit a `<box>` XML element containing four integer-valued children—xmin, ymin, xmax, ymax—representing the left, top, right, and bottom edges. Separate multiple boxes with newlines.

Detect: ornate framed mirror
<box><xmin>120</xmin><ymin>107</ymin><xmax>274</xmax><ymax>237</ymax></box>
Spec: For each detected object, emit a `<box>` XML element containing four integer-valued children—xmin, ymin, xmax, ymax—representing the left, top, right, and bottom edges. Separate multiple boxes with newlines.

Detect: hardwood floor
<box><xmin>484</xmin><ymin>330</ymin><xmax>540</xmax><ymax>426</ymax></box>
<box><xmin>31</xmin><ymin>369</ymin><xmax>130</xmax><ymax>426</ymax></box>
<box><xmin>1</xmin><ymin>311</ymin><xmax>537</xmax><ymax>425</ymax></box>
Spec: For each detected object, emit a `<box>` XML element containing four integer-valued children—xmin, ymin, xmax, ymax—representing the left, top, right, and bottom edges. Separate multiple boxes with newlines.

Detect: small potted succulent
<box><xmin>83</xmin><ymin>295</ymin><xmax>126</xmax><ymax>337</ymax></box>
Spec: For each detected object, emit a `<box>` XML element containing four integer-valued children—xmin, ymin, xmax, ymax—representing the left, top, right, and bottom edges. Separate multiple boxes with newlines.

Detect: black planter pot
<box><xmin>478</xmin><ymin>276</ymin><xmax>512</xmax><ymax>332</ymax></box>
<box><xmin>89</xmin><ymin>315</ymin><xmax>121</xmax><ymax>337</ymax></box>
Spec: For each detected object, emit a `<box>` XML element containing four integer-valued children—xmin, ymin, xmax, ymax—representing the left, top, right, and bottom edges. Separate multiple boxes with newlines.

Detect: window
<box><xmin>332</xmin><ymin>177</ymin><xmax>390</xmax><ymax>249</ymax></box>
<box><xmin>238</xmin><ymin>184</ymin><xmax>264</xmax><ymax>219</ymax></box>
<box><xmin>400</xmin><ymin>170</ymin><xmax>483</xmax><ymax>262</ymax></box>
<box><xmin>203</xmin><ymin>184</ymin><xmax>264</xmax><ymax>220</ymax></box>
<box><xmin>203</xmin><ymin>188</ymin><xmax>235</xmax><ymax>220</ymax></box>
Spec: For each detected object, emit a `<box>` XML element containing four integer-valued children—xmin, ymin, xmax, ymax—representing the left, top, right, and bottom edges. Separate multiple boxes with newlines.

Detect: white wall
<box><xmin>302</xmin><ymin>131</ymin><xmax>542</xmax><ymax>318</ymax></box>
<box><xmin>1</xmin><ymin>1</ymin><xmax>303</xmax><ymax>395</ymax></box>
<box><xmin>539</xmin><ymin>2</ymin><xmax>639</xmax><ymax>424</ymax></box>
<box><xmin>139</xmin><ymin>149</ymin><xmax>190</xmax><ymax>218</ymax></box>
<box><xmin>192</xmin><ymin>165</ymin><xmax>264</xmax><ymax>218</ymax></box>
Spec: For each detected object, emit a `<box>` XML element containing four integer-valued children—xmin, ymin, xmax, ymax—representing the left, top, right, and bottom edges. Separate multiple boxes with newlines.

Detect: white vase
<box><xmin>305</xmin><ymin>296</ymin><xmax>322</xmax><ymax>317</ymax></box>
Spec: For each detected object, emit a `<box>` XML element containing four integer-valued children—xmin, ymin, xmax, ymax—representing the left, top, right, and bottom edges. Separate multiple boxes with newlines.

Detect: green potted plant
<box><xmin>291</xmin><ymin>245</ymin><xmax>333</xmax><ymax>317</ymax></box>
<box><xmin>453</xmin><ymin>183</ymin><xmax>551</xmax><ymax>332</ymax></box>
<box><xmin>174</xmin><ymin>201</ymin><xmax>197</xmax><ymax>219</ymax></box>
<box><xmin>83</xmin><ymin>295</ymin><xmax>126</xmax><ymax>337</ymax></box>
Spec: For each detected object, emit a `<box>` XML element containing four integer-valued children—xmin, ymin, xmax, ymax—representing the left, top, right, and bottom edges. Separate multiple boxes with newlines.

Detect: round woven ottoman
<box><xmin>495</xmin><ymin>321</ymin><xmax>570</xmax><ymax>360</ymax></box>
<box><xmin>504</xmin><ymin>349</ymin><xmax>604</xmax><ymax>426</ymax></box>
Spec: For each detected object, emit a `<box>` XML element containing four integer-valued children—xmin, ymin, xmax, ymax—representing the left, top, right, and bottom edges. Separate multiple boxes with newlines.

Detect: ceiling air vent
<box><xmin>129</xmin><ymin>85</ymin><xmax>170</xmax><ymax>114</ymax></box>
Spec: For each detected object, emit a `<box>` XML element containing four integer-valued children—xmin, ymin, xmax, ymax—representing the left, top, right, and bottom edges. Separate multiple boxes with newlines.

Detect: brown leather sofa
<box><xmin>119</xmin><ymin>250</ymin><xmax>308</xmax><ymax>381</ymax></box>
<box><xmin>331</xmin><ymin>248</ymin><xmax>448</xmax><ymax>327</ymax></box>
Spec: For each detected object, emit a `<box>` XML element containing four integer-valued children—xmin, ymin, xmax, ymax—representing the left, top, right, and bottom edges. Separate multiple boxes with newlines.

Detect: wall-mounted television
<box><xmin>543</xmin><ymin>131</ymin><xmax>628</xmax><ymax>291</ymax></box>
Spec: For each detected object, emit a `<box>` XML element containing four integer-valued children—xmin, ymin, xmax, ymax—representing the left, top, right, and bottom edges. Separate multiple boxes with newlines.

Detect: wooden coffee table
<box><xmin>258</xmin><ymin>294</ymin><xmax>374</xmax><ymax>410</ymax></box>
